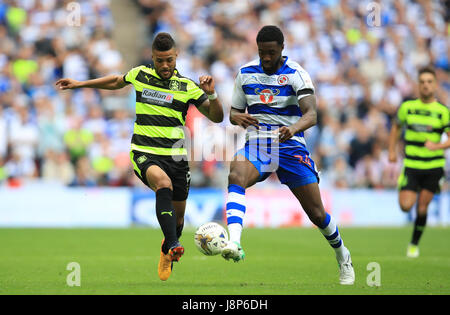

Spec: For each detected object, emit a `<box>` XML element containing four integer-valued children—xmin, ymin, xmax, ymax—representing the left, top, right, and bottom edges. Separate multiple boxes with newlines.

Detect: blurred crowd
<box><xmin>0</xmin><ymin>0</ymin><xmax>449</xmax><ymax>190</ymax></box>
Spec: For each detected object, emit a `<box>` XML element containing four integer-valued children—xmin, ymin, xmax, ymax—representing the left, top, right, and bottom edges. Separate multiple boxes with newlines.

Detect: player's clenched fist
<box><xmin>199</xmin><ymin>75</ymin><xmax>215</xmax><ymax>95</ymax></box>
<box><xmin>55</xmin><ymin>78</ymin><xmax>80</xmax><ymax>90</ymax></box>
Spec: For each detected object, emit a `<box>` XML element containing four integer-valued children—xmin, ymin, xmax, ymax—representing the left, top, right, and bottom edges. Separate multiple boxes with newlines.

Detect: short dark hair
<box><xmin>256</xmin><ymin>25</ymin><xmax>284</xmax><ymax>45</ymax></box>
<box><xmin>152</xmin><ymin>32</ymin><xmax>175</xmax><ymax>51</ymax></box>
<box><xmin>418</xmin><ymin>66</ymin><xmax>436</xmax><ymax>78</ymax></box>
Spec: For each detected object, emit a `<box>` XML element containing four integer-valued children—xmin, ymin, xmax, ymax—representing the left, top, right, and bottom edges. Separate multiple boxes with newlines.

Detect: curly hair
<box><xmin>152</xmin><ymin>32</ymin><xmax>176</xmax><ymax>51</ymax></box>
<box><xmin>256</xmin><ymin>25</ymin><xmax>284</xmax><ymax>45</ymax></box>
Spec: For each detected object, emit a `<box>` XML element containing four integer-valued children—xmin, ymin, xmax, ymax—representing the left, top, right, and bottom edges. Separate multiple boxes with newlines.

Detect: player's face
<box><xmin>257</xmin><ymin>41</ymin><xmax>284</xmax><ymax>74</ymax></box>
<box><xmin>152</xmin><ymin>48</ymin><xmax>177</xmax><ymax>80</ymax></box>
<box><xmin>418</xmin><ymin>72</ymin><xmax>436</xmax><ymax>100</ymax></box>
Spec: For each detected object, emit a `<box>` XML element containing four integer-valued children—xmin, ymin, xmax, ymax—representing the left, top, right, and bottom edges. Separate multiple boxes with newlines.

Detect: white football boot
<box><xmin>406</xmin><ymin>243</ymin><xmax>419</xmax><ymax>258</ymax></box>
<box><xmin>338</xmin><ymin>252</ymin><xmax>355</xmax><ymax>285</ymax></box>
<box><xmin>221</xmin><ymin>241</ymin><xmax>245</xmax><ymax>262</ymax></box>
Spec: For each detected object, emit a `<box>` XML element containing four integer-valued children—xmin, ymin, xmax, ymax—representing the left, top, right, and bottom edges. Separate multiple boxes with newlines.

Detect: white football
<box><xmin>194</xmin><ymin>222</ymin><xmax>229</xmax><ymax>256</ymax></box>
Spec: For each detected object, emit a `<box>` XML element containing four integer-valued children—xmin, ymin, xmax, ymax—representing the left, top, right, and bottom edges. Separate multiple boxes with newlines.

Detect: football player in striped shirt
<box><xmin>221</xmin><ymin>25</ymin><xmax>355</xmax><ymax>285</ymax></box>
<box><xmin>389</xmin><ymin>66</ymin><xmax>450</xmax><ymax>258</ymax></box>
<box><xmin>56</xmin><ymin>33</ymin><xmax>224</xmax><ymax>281</ymax></box>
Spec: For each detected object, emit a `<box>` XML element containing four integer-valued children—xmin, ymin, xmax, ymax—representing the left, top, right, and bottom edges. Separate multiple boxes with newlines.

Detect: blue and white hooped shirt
<box><xmin>231</xmin><ymin>56</ymin><xmax>315</xmax><ymax>149</ymax></box>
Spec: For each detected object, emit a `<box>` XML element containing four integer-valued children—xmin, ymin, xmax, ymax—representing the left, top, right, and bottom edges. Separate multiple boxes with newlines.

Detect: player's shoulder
<box><xmin>433</xmin><ymin>101</ymin><xmax>449</xmax><ymax>112</ymax></box>
<box><xmin>285</xmin><ymin>59</ymin><xmax>304</xmax><ymax>71</ymax></box>
<box><xmin>133</xmin><ymin>64</ymin><xmax>152</xmax><ymax>72</ymax></box>
<box><xmin>173</xmin><ymin>69</ymin><xmax>195</xmax><ymax>83</ymax></box>
<box><xmin>127</xmin><ymin>64</ymin><xmax>154</xmax><ymax>78</ymax></box>
<box><xmin>238</xmin><ymin>59</ymin><xmax>262</xmax><ymax>75</ymax></box>
<box><xmin>285</xmin><ymin>59</ymin><xmax>310</xmax><ymax>77</ymax></box>
<box><xmin>399</xmin><ymin>98</ymin><xmax>417</xmax><ymax>108</ymax></box>
<box><xmin>172</xmin><ymin>69</ymin><xmax>203</xmax><ymax>92</ymax></box>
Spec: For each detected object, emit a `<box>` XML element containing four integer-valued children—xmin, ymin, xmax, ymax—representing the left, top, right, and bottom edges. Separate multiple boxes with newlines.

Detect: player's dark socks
<box><xmin>411</xmin><ymin>213</ymin><xmax>427</xmax><ymax>245</ymax></box>
<box><xmin>156</xmin><ymin>188</ymin><xmax>177</xmax><ymax>254</ymax></box>
<box><xmin>176</xmin><ymin>222</ymin><xmax>184</xmax><ymax>239</ymax></box>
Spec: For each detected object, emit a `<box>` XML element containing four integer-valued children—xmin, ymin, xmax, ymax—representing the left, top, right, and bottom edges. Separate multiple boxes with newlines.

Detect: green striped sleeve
<box><xmin>186</xmin><ymin>80</ymin><xmax>207</xmax><ymax>107</ymax></box>
<box><xmin>397</xmin><ymin>102</ymin><xmax>407</xmax><ymax>125</ymax></box>
<box><xmin>443</xmin><ymin>107</ymin><xmax>450</xmax><ymax>133</ymax></box>
<box><xmin>124</xmin><ymin>66</ymin><xmax>143</xmax><ymax>84</ymax></box>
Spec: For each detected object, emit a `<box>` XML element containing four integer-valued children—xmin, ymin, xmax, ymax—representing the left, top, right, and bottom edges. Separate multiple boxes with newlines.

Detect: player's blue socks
<box><xmin>226</xmin><ymin>184</ymin><xmax>246</xmax><ymax>243</ymax></box>
<box><xmin>318</xmin><ymin>213</ymin><xmax>348</xmax><ymax>263</ymax></box>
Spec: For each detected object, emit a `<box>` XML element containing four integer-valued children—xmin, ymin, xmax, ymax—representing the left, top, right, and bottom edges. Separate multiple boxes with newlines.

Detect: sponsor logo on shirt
<box><xmin>142</xmin><ymin>88</ymin><xmax>174</xmax><ymax>104</ymax></box>
<box><xmin>255</xmin><ymin>88</ymin><xmax>280</xmax><ymax>104</ymax></box>
<box><xmin>250</xmin><ymin>75</ymin><xmax>277</xmax><ymax>85</ymax></box>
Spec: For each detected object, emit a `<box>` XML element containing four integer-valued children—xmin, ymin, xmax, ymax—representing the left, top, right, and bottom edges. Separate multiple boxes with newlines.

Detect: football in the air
<box><xmin>194</xmin><ymin>222</ymin><xmax>229</xmax><ymax>256</ymax></box>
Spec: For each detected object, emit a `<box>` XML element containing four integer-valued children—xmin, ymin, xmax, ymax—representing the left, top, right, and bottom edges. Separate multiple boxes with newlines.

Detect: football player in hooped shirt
<box><xmin>222</xmin><ymin>25</ymin><xmax>355</xmax><ymax>285</ymax></box>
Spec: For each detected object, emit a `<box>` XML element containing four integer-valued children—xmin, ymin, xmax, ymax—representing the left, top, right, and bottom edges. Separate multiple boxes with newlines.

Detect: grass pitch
<box><xmin>0</xmin><ymin>227</ymin><xmax>449</xmax><ymax>295</ymax></box>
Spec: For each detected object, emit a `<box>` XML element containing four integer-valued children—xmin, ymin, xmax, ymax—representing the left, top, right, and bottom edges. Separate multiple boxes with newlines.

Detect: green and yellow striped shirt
<box><xmin>124</xmin><ymin>65</ymin><xmax>207</xmax><ymax>157</ymax></box>
<box><xmin>397</xmin><ymin>99</ymin><xmax>450</xmax><ymax>170</ymax></box>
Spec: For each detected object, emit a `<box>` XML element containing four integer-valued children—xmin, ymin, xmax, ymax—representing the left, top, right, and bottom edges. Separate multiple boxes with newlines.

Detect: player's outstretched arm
<box><xmin>55</xmin><ymin>75</ymin><xmax>128</xmax><ymax>91</ymax></box>
<box><xmin>276</xmin><ymin>94</ymin><xmax>317</xmax><ymax>143</ymax></box>
<box><xmin>197</xmin><ymin>75</ymin><xmax>224</xmax><ymax>123</ymax></box>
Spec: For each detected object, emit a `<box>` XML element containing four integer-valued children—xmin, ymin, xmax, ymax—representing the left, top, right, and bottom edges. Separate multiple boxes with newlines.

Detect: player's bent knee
<box><xmin>307</xmin><ymin>209</ymin><xmax>326</xmax><ymax>227</ymax></box>
<box><xmin>154</xmin><ymin>179</ymin><xmax>173</xmax><ymax>191</ymax></box>
<box><xmin>228</xmin><ymin>171</ymin><xmax>245</xmax><ymax>187</ymax></box>
<box><xmin>399</xmin><ymin>203</ymin><xmax>413</xmax><ymax>213</ymax></box>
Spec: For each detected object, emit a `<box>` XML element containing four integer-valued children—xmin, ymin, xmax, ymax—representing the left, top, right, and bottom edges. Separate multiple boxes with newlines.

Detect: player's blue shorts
<box><xmin>235</xmin><ymin>138</ymin><xmax>319</xmax><ymax>189</ymax></box>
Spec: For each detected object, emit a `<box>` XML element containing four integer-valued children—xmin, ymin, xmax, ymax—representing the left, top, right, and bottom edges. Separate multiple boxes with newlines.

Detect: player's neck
<box><xmin>262</xmin><ymin>57</ymin><xmax>286</xmax><ymax>75</ymax></box>
<box><xmin>419</xmin><ymin>95</ymin><xmax>436</xmax><ymax>104</ymax></box>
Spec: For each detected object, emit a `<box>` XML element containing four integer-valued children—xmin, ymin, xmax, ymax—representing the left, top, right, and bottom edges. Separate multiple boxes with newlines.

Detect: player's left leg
<box><xmin>290</xmin><ymin>182</ymin><xmax>355</xmax><ymax>285</ymax></box>
<box><xmin>407</xmin><ymin>168</ymin><xmax>443</xmax><ymax>258</ymax></box>
<box><xmin>407</xmin><ymin>189</ymin><xmax>434</xmax><ymax>258</ymax></box>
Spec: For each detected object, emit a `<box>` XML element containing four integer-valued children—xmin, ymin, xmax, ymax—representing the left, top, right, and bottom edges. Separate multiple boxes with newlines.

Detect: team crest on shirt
<box><xmin>169</xmin><ymin>80</ymin><xmax>180</xmax><ymax>91</ymax></box>
<box><xmin>137</xmin><ymin>155</ymin><xmax>147</xmax><ymax>164</ymax></box>
<box><xmin>277</xmin><ymin>75</ymin><xmax>289</xmax><ymax>86</ymax></box>
<box><xmin>255</xmin><ymin>88</ymin><xmax>280</xmax><ymax>104</ymax></box>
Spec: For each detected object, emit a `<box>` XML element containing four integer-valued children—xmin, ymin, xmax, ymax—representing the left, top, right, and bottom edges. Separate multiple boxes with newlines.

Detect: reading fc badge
<box><xmin>277</xmin><ymin>74</ymin><xmax>289</xmax><ymax>86</ymax></box>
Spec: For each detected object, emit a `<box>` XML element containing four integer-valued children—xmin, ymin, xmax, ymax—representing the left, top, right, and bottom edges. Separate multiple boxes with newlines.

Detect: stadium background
<box><xmin>0</xmin><ymin>0</ymin><xmax>449</xmax><ymax>228</ymax></box>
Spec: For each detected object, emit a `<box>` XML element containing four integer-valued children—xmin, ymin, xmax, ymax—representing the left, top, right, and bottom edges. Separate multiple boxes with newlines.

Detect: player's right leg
<box><xmin>144</xmin><ymin>165</ymin><xmax>184</xmax><ymax>280</ymax></box>
<box><xmin>173</xmin><ymin>200</ymin><xmax>186</xmax><ymax>240</ymax></box>
<box><xmin>399</xmin><ymin>190</ymin><xmax>421</xmax><ymax>258</ymax></box>
<box><xmin>130</xmin><ymin>151</ymin><xmax>184</xmax><ymax>280</ymax></box>
<box><xmin>222</xmin><ymin>154</ymin><xmax>261</xmax><ymax>262</ymax></box>
<box><xmin>398</xmin><ymin>190</ymin><xmax>417</xmax><ymax>213</ymax></box>
<box><xmin>397</xmin><ymin>167</ymin><xmax>423</xmax><ymax>257</ymax></box>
